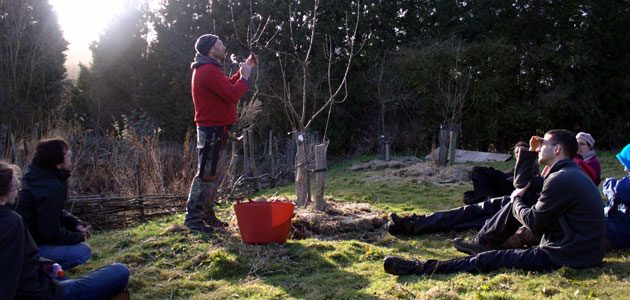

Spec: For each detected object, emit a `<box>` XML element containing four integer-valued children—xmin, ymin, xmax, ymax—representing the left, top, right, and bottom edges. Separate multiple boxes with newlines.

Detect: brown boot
<box><xmin>203</xmin><ymin>209</ymin><xmax>228</xmax><ymax>228</ymax></box>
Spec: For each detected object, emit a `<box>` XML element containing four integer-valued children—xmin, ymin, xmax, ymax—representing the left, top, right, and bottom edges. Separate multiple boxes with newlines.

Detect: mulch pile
<box><xmin>350</xmin><ymin>158</ymin><xmax>472</xmax><ymax>185</ymax></box>
<box><xmin>290</xmin><ymin>200</ymin><xmax>388</xmax><ymax>242</ymax></box>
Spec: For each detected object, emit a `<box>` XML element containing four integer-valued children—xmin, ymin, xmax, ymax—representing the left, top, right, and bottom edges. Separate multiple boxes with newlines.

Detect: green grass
<box><xmin>72</xmin><ymin>151</ymin><xmax>630</xmax><ymax>299</ymax></box>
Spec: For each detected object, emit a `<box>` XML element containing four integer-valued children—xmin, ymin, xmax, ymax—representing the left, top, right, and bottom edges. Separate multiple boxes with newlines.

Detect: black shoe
<box><xmin>205</xmin><ymin>217</ymin><xmax>228</xmax><ymax>228</ymax></box>
<box><xmin>184</xmin><ymin>221</ymin><xmax>213</xmax><ymax>233</ymax></box>
<box><xmin>386</xmin><ymin>220</ymin><xmax>402</xmax><ymax>234</ymax></box>
<box><xmin>383</xmin><ymin>256</ymin><xmax>423</xmax><ymax>275</ymax></box>
<box><xmin>452</xmin><ymin>237</ymin><xmax>491</xmax><ymax>255</ymax></box>
<box><xmin>388</xmin><ymin>213</ymin><xmax>414</xmax><ymax>235</ymax></box>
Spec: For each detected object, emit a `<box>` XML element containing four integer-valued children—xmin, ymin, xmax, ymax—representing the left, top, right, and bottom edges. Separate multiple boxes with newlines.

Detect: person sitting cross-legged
<box><xmin>488</xmin><ymin>142</ymin><xmax>630</xmax><ymax>252</ymax></box>
<box><xmin>15</xmin><ymin>138</ymin><xmax>92</xmax><ymax>270</ymax></box>
<box><xmin>384</xmin><ymin>129</ymin><xmax>605</xmax><ymax>276</ymax></box>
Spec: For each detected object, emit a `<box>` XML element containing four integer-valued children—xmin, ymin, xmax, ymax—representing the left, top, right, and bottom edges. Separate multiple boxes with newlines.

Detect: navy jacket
<box><xmin>0</xmin><ymin>206</ymin><xmax>61</xmax><ymax>299</ymax></box>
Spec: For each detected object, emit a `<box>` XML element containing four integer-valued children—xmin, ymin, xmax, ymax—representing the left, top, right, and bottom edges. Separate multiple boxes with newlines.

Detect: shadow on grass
<box><xmin>194</xmin><ymin>230</ymin><xmax>381</xmax><ymax>299</ymax></box>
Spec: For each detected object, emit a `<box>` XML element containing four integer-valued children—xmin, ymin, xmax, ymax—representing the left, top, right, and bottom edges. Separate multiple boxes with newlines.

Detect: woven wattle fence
<box><xmin>64</xmin><ymin>171</ymin><xmax>296</xmax><ymax>229</ymax></box>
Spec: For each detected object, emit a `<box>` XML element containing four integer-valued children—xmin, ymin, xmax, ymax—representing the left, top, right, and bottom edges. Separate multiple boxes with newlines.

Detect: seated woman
<box><xmin>576</xmin><ymin>132</ymin><xmax>601</xmax><ymax>185</ymax></box>
<box><xmin>16</xmin><ymin>138</ymin><xmax>92</xmax><ymax>270</ymax></box>
<box><xmin>0</xmin><ymin>161</ymin><xmax>130</xmax><ymax>299</ymax></box>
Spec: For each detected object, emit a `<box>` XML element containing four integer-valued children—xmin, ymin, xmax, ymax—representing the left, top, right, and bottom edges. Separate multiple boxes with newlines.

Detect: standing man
<box><xmin>383</xmin><ymin>129</ymin><xmax>605</xmax><ymax>275</ymax></box>
<box><xmin>185</xmin><ymin>33</ymin><xmax>257</xmax><ymax>233</ymax></box>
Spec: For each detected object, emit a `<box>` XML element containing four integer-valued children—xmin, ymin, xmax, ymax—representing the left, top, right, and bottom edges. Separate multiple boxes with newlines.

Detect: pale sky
<box><xmin>48</xmin><ymin>0</ymin><xmax>160</xmax><ymax>79</ymax></box>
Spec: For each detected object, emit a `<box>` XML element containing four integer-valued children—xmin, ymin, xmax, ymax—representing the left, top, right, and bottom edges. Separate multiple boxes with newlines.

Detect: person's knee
<box><xmin>76</xmin><ymin>243</ymin><xmax>92</xmax><ymax>263</ymax></box>
<box><xmin>110</xmin><ymin>263</ymin><xmax>130</xmax><ymax>287</ymax></box>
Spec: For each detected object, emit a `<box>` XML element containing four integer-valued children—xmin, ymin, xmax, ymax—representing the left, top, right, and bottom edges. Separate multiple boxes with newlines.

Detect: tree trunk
<box><xmin>268</xmin><ymin>130</ymin><xmax>276</xmax><ymax>175</ymax></box>
<box><xmin>295</xmin><ymin>132</ymin><xmax>309</xmax><ymax>207</ymax></box>
<box><xmin>314</xmin><ymin>141</ymin><xmax>329</xmax><ymax>211</ymax></box>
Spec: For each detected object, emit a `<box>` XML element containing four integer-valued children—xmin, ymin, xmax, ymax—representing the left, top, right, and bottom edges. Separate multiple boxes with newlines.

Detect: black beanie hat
<box><xmin>195</xmin><ymin>34</ymin><xmax>218</xmax><ymax>56</ymax></box>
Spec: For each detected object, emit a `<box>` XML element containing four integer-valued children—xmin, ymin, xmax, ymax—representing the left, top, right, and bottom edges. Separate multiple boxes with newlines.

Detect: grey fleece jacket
<box><xmin>512</xmin><ymin>152</ymin><xmax>605</xmax><ymax>268</ymax></box>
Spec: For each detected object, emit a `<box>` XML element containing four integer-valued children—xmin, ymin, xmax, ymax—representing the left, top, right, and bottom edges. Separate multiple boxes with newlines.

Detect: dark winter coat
<box><xmin>512</xmin><ymin>153</ymin><xmax>605</xmax><ymax>268</ymax></box>
<box><xmin>0</xmin><ymin>206</ymin><xmax>62</xmax><ymax>299</ymax></box>
<box><xmin>16</xmin><ymin>165</ymin><xmax>84</xmax><ymax>245</ymax></box>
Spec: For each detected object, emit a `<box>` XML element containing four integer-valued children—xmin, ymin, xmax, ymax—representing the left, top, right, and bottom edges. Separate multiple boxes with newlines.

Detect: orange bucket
<box><xmin>234</xmin><ymin>200</ymin><xmax>295</xmax><ymax>244</ymax></box>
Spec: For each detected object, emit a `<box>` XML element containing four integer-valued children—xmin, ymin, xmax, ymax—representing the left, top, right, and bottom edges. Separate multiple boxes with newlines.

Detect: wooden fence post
<box><xmin>268</xmin><ymin>130</ymin><xmax>276</xmax><ymax>176</ymax></box>
<box><xmin>247</xmin><ymin>129</ymin><xmax>256</xmax><ymax>176</ymax></box>
<box><xmin>314</xmin><ymin>141</ymin><xmax>329</xmax><ymax>211</ymax></box>
<box><xmin>136</xmin><ymin>153</ymin><xmax>145</xmax><ymax>221</ymax></box>
<box><xmin>447</xmin><ymin>123</ymin><xmax>460</xmax><ymax>166</ymax></box>
<box><xmin>437</xmin><ymin>123</ymin><xmax>449</xmax><ymax>167</ymax></box>
<box><xmin>242</xmin><ymin>130</ymin><xmax>250</xmax><ymax>176</ymax></box>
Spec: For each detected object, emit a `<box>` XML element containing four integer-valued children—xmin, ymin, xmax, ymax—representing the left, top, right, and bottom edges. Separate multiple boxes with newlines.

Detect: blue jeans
<box><xmin>39</xmin><ymin>243</ymin><xmax>92</xmax><ymax>270</ymax></box>
<box><xmin>59</xmin><ymin>263</ymin><xmax>129</xmax><ymax>300</ymax></box>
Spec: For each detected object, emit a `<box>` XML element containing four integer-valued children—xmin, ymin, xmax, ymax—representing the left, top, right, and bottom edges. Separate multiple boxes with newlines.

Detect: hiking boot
<box><xmin>205</xmin><ymin>216</ymin><xmax>228</xmax><ymax>228</ymax></box>
<box><xmin>388</xmin><ymin>213</ymin><xmax>428</xmax><ymax>235</ymax></box>
<box><xmin>383</xmin><ymin>256</ymin><xmax>424</xmax><ymax>275</ymax></box>
<box><xmin>203</xmin><ymin>209</ymin><xmax>228</xmax><ymax>228</ymax></box>
<box><xmin>452</xmin><ymin>237</ymin><xmax>492</xmax><ymax>255</ymax></box>
<box><xmin>184</xmin><ymin>221</ymin><xmax>213</xmax><ymax>233</ymax></box>
<box><xmin>386</xmin><ymin>220</ymin><xmax>402</xmax><ymax>235</ymax></box>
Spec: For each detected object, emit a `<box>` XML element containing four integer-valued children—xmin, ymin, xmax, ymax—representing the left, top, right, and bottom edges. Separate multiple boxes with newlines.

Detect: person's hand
<box><xmin>529</xmin><ymin>136</ymin><xmax>541</xmax><ymax>151</ymax></box>
<box><xmin>240</xmin><ymin>63</ymin><xmax>252</xmax><ymax>80</ymax></box>
<box><xmin>245</xmin><ymin>53</ymin><xmax>257</xmax><ymax>68</ymax></box>
<box><xmin>510</xmin><ymin>182</ymin><xmax>531</xmax><ymax>201</ymax></box>
<box><xmin>76</xmin><ymin>224</ymin><xmax>91</xmax><ymax>239</ymax></box>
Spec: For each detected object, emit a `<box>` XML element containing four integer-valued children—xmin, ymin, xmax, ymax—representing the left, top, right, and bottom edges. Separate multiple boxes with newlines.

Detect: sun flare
<box><xmin>49</xmin><ymin>0</ymin><xmax>160</xmax><ymax>78</ymax></box>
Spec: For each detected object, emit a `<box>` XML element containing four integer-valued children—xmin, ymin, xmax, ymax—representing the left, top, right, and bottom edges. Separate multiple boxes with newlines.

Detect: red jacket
<box><xmin>191</xmin><ymin>63</ymin><xmax>248</xmax><ymax>126</ymax></box>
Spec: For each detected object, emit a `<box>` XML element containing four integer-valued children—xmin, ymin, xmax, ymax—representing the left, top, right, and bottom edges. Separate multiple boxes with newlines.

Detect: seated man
<box><xmin>0</xmin><ymin>161</ymin><xmax>130</xmax><ymax>299</ymax></box>
<box><xmin>384</xmin><ymin>129</ymin><xmax>605</xmax><ymax>275</ymax></box>
<box><xmin>16</xmin><ymin>138</ymin><xmax>92</xmax><ymax>269</ymax></box>
<box><xmin>498</xmin><ymin>142</ymin><xmax>630</xmax><ymax>251</ymax></box>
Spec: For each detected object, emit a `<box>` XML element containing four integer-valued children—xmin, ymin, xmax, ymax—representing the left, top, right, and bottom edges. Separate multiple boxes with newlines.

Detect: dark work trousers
<box><xmin>471</xmin><ymin>167</ymin><xmax>515</xmax><ymax>199</ymax></box>
<box><xmin>421</xmin><ymin>196</ymin><xmax>511</xmax><ymax>233</ymax></box>
<box><xmin>185</xmin><ymin>126</ymin><xmax>231</xmax><ymax>225</ymax></box>
<box><xmin>421</xmin><ymin>247</ymin><xmax>559</xmax><ymax>274</ymax></box>
<box><xmin>476</xmin><ymin>190</ymin><xmax>540</xmax><ymax>246</ymax></box>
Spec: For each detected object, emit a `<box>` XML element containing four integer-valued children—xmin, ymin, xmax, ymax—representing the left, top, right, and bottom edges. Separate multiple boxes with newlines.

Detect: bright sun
<box><xmin>48</xmin><ymin>0</ymin><xmax>160</xmax><ymax>78</ymax></box>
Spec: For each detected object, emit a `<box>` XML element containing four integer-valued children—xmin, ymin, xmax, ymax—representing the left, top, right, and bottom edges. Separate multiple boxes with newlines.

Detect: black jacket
<box><xmin>512</xmin><ymin>154</ymin><xmax>605</xmax><ymax>268</ymax></box>
<box><xmin>16</xmin><ymin>165</ymin><xmax>84</xmax><ymax>245</ymax></box>
<box><xmin>0</xmin><ymin>206</ymin><xmax>62</xmax><ymax>299</ymax></box>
